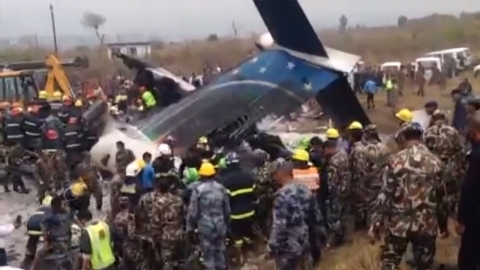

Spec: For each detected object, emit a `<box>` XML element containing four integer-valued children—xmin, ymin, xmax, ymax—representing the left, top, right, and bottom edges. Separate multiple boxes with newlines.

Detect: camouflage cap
<box><xmin>396</xmin><ymin>121</ymin><xmax>424</xmax><ymax>138</ymax></box>
<box><xmin>364</xmin><ymin>124</ymin><xmax>378</xmax><ymax>135</ymax></box>
<box><xmin>269</xmin><ymin>158</ymin><xmax>294</xmax><ymax>174</ymax></box>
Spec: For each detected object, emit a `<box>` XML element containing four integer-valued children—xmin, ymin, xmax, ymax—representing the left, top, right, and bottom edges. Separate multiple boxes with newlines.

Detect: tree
<box><xmin>339</xmin><ymin>15</ymin><xmax>348</xmax><ymax>32</ymax></box>
<box><xmin>207</xmin><ymin>34</ymin><xmax>219</xmax><ymax>42</ymax></box>
<box><xmin>397</xmin><ymin>15</ymin><xmax>408</xmax><ymax>27</ymax></box>
<box><xmin>81</xmin><ymin>12</ymin><xmax>106</xmax><ymax>45</ymax></box>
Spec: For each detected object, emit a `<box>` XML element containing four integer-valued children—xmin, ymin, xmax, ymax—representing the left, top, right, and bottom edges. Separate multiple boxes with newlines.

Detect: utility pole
<box><xmin>49</xmin><ymin>2</ymin><xmax>58</xmax><ymax>54</ymax></box>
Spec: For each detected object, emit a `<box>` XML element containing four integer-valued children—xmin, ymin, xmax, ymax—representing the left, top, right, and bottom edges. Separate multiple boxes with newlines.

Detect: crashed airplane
<box><xmin>91</xmin><ymin>0</ymin><xmax>371</xmax><ymax>172</ymax></box>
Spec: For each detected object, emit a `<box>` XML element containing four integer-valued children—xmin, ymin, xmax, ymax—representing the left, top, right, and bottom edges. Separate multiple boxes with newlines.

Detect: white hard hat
<box><xmin>156</xmin><ymin>143</ymin><xmax>172</xmax><ymax>156</ymax></box>
<box><xmin>125</xmin><ymin>161</ymin><xmax>141</xmax><ymax>177</ymax></box>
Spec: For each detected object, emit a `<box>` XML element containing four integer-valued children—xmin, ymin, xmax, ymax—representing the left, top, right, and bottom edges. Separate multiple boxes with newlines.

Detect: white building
<box><xmin>106</xmin><ymin>42</ymin><xmax>151</xmax><ymax>59</ymax></box>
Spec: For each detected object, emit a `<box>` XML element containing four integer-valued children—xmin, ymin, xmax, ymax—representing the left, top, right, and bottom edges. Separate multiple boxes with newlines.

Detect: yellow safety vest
<box><xmin>120</xmin><ymin>184</ymin><xmax>136</xmax><ymax>194</ymax></box>
<box><xmin>385</xmin><ymin>80</ymin><xmax>393</xmax><ymax>91</ymax></box>
<box><xmin>141</xmin><ymin>91</ymin><xmax>156</xmax><ymax>108</ymax></box>
<box><xmin>86</xmin><ymin>221</ymin><xmax>115</xmax><ymax>270</ymax></box>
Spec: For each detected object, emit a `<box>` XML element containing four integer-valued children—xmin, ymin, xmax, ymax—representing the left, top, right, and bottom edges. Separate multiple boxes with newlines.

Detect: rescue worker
<box><xmin>121</xmin><ymin>159</ymin><xmax>145</xmax><ymax>209</ymax></box>
<box><xmin>109</xmin><ymin>172</ymin><xmax>124</xmax><ymax>222</ymax></box>
<box><xmin>220</xmin><ymin>152</ymin><xmax>256</xmax><ymax>249</ymax></box>
<box><xmin>114</xmin><ymin>141</ymin><xmax>135</xmax><ymax>176</ymax></box>
<box><xmin>36</xmin><ymin>90</ymin><xmax>51</xmax><ymax>119</ymax></box>
<box><xmin>23</xmin><ymin>105</ymin><xmax>43</xmax><ymax>151</ymax></box>
<box><xmin>4</xmin><ymin>105</ymin><xmax>25</xmax><ymax>148</ymax></box>
<box><xmin>62</xmin><ymin>175</ymin><xmax>90</xmax><ymax>213</ymax></box>
<box><xmin>268</xmin><ymin>159</ymin><xmax>325</xmax><ymax>270</ymax></box>
<box><xmin>64</xmin><ymin>117</ymin><xmax>83</xmax><ymax>178</ymax></box>
<box><xmin>58</xmin><ymin>96</ymin><xmax>74</xmax><ymax>126</ymax></box>
<box><xmin>5</xmin><ymin>143</ymin><xmax>30</xmax><ymax>194</ymax></box>
<box><xmin>394</xmin><ymin>108</ymin><xmax>414</xmax><ymax>144</ymax></box>
<box><xmin>424</xmin><ymin>110</ymin><xmax>464</xmax><ymax>237</ymax></box>
<box><xmin>369</xmin><ymin>122</ymin><xmax>442</xmax><ymax>270</ymax></box>
<box><xmin>326</xmin><ymin>128</ymin><xmax>340</xmax><ymax>142</ymax></box>
<box><xmin>323</xmin><ymin>139</ymin><xmax>351</xmax><ymax>246</ymax></box>
<box><xmin>186</xmin><ymin>162</ymin><xmax>230</xmax><ymax>270</ymax></box>
<box><xmin>48</xmin><ymin>91</ymin><xmax>63</xmax><ymax>114</ymax></box>
<box><xmin>291</xmin><ymin>149</ymin><xmax>320</xmax><ymax>191</ymax></box>
<box><xmin>42</xmin><ymin>112</ymin><xmax>64</xmax><ymax>153</ymax></box>
<box><xmin>139</xmin><ymin>86</ymin><xmax>157</xmax><ymax>112</ymax></box>
<box><xmin>79</xmin><ymin>210</ymin><xmax>117</xmax><ymax>270</ymax></box>
<box><xmin>22</xmin><ymin>195</ymin><xmax>53</xmax><ymax>268</ymax></box>
<box><xmin>34</xmin><ymin>195</ymin><xmax>74</xmax><ymax>270</ymax></box>
<box><xmin>114</xmin><ymin>92</ymin><xmax>128</xmax><ymax>114</ymax></box>
<box><xmin>196</xmin><ymin>136</ymin><xmax>213</xmax><ymax>160</ymax></box>
<box><xmin>137</xmin><ymin>172</ymin><xmax>185</xmax><ymax>269</ymax></box>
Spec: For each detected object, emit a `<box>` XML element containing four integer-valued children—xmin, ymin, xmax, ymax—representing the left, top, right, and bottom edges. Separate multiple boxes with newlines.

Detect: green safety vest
<box><xmin>385</xmin><ymin>80</ymin><xmax>393</xmax><ymax>91</ymax></box>
<box><xmin>86</xmin><ymin>221</ymin><xmax>115</xmax><ymax>270</ymax></box>
<box><xmin>183</xmin><ymin>167</ymin><xmax>200</xmax><ymax>184</ymax></box>
<box><xmin>141</xmin><ymin>91</ymin><xmax>156</xmax><ymax>108</ymax></box>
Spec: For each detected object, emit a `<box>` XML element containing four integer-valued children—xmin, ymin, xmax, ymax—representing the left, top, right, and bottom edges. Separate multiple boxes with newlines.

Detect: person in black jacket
<box><xmin>219</xmin><ymin>152</ymin><xmax>256</xmax><ymax>249</ymax></box>
<box><xmin>457</xmin><ymin>113</ymin><xmax>480</xmax><ymax>270</ymax></box>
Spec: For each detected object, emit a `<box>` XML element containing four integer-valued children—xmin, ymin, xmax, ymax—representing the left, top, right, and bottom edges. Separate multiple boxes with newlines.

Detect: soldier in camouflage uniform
<box><xmin>186</xmin><ymin>162</ymin><xmax>230</xmax><ymax>270</ymax></box>
<box><xmin>109</xmin><ymin>171</ymin><xmax>124</xmax><ymax>221</ymax></box>
<box><xmin>47</xmin><ymin>150</ymin><xmax>69</xmax><ymax>194</ymax></box>
<box><xmin>115</xmin><ymin>141</ymin><xmax>135</xmax><ymax>175</ymax></box>
<box><xmin>347</xmin><ymin>121</ymin><xmax>369</xmax><ymax>229</ymax></box>
<box><xmin>323</xmin><ymin>139</ymin><xmax>350</xmax><ymax>245</ymax></box>
<box><xmin>149</xmin><ymin>175</ymin><xmax>185</xmax><ymax>270</ymax></box>
<box><xmin>268</xmin><ymin>159</ymin><xmax>325</xmax><ymax>270</ymax></box>
<box><xmin>424</xmin><ymin>110</ymin><xmax>464</xmax><ymax>237</ymax></box>
<box><xmin>251</xmin><ymin>149</ymin><xmax>274</xmax><ymax>236</ymax></box>
<box><xmin>363</xmin><ymin>124</ymin><xmax>389</xmax><ymax>217</ymax></box>
<box><xmin>369</xmin><ymin>122</ymin><xmax>442</xmax><ymax>270</ymax></box>
<box><xmin>77</xmin><ymin>161</ymin><xmax>103</xmax><ymax>211</ymax></box>
<box><xmin>112</xmin><ymin>196</ymin><xmax>135</xmax><ymax>268</ymax></box>
<box><xmin>6</xmin><ymin>143</ymin><xmax>29</xmax><ymax>193</ymax></box>
<box><xmin>0</xmin><ymin>143</ymin><xmax>10</xmax><ymax>192</ymax></box>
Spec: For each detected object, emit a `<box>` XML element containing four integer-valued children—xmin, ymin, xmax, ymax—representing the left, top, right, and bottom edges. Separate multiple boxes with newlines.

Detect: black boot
<box><xmin>3</xmin><ymin>185</ymin><xmax>10</xmax><ymax>193</ymax></box>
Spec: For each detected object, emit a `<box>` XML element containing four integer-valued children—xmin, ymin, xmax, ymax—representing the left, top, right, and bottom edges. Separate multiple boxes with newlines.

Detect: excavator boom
<box><xmin>0</xmin><ymin>55</ymin><xmax>89</xmax><ymax>71</ymax></box>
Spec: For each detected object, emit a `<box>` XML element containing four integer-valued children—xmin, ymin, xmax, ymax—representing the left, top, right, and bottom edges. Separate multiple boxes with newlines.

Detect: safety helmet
<box><xmin>42</xmin><ymin>195</ymin><xmax>53</xmax><ymax>206</ymax></box>
<box><xmin>395</xmin><ymin>108</ymin><xmax>413</xmax><ymax>122</ymax></box>
<box><xmin>53</xmin><ymin>91</ymin><xmax>62</xmax><ymax>98</ymax></box>
<box><xmin>292</xmin><ymin>148</ymin><xmax>310</xmax><ymax>162</ymax></box>
<box><xmin>198</xmin><ymin>136</ymin><xmax>208</xmax><ymax>144</ymax></box>
<box><xmin>156</xmin><ymin>143</ymin><xmax>172</xmax><ymax>156</ymax></box>
<box><xmin>225</xmin><ymin>152</ymin><xmax>240</xmax><ymax>165</ymax></box>
<box><xmin>347</xmin><ymin>121</ymin><xmax>363</xmax><ymax>130</ymax></box>
<box><xmin>38</xmin><ymin>90</ymin><xmax>48</xmax><ymax>99</ymax></box>
<box><xmin>62</xmin><ymin>95</ymin><xmax>72</xmax><ymax>102</ymax></box>
<box><xmin>326</xmin><ymin>128</ymin><xmax>340</xmax><ymax>139</ymax></box>
<box><xmin>71</xmin><ymin>181</ymin><xmax>87</xmax><ymax>197</ymax></box>
<box><xmin>74</xmin><ymin>100</ymin><xmax>83</xmax><ymax>107</ymax></box>
<box><xmin>198</xmin><ymin>162</ymin><xmax>216</xmax><ymax>177</ymax></box>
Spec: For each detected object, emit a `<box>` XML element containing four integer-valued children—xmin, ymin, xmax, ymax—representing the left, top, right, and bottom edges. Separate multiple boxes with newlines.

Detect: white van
<box><xmin>425</xmin><ymin>47</ymin><xmax>472</xmax><ymax>70</ymax></box>
<box><xmin>415</xmin><ymin>57</ymin><xmax>442</xmax><ymax>80</ymax></box>
<box><xmin>380</xmin><ymin>61</ymin><xmax>402</xmax><ymax>73</ymax></box>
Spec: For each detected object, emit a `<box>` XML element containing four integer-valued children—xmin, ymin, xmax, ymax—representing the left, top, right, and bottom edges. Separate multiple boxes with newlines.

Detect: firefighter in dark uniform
<box><xmin>22</xmin><ymin>195</ymin><xmax>53</xmax><ymax>268</ymax></box>
<box><xmin>4</xmin><ymin>105</ymin><xmax>25</xmax><ymax>148</ymax></box>
<box><xmin>23</xmin><ymin>105</ymin><xmax>44</xmax><ymax>151</ymax></box>
<box><xmin>220</xmin><ymin>152</ymin><xmax>256</xmax><ymax>249</ymax></box>
<box><xmin>57</xmin><ymin>96</ymin><xmax>74</xmax><ymax>126</ymax></box>
<box><xmin>41</xmin><ymin>114</ymin><xmax>64</xmax><ymax>154</ymax></box>
<box><xmin>64</xmin><ymin>117</ymin><xmax>82</xmax><ymax>178</ymax></box>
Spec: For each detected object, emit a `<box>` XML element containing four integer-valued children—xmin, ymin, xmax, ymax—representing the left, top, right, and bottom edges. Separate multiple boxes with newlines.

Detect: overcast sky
<box><xmin>1</xmin><ymin>0</ymin><xmax>480</xmax><ymax>40</ymax></box>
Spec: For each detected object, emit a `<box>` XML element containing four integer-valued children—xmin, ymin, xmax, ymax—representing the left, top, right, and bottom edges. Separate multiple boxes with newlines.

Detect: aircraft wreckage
<box><xmin>91</xmin><ymin>0</ymin><xmax>372</xmax><ymax>172</ymax></box>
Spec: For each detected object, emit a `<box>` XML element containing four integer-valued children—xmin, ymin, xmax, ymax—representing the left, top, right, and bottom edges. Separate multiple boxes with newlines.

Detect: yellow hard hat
<box><xmin>42</xmin><ymin>195</ymin><xmax>53</xmax><ymax>206</ymax></box>
<box><xmin>347</xmin><ymin>121</ymin><xmax>363</xmax><ymax>130</ymax></box>
<box><xmin>198</xmin><ymin>136</ymin><xmax>208</xmax><ymax>144</ymax></box>
<box><xmin>71</xmin><ymin>181</ymin><xmax>87</xmax><ymax>197</ymax></box>
<box><xmin>53</xmin><ymin>91</ymin><xmax>62</xmax><ymax>98</ymax></box>
<box><xmin>74</xmin><ymin>100</ymin><xmax>83</xmax><ymax>107</ymax></box>
<box><xmin>395</xmin><ymin>108</ymin><xmax>413</xmax><ymax>122</ymax></box>
<box><xmin>38</xmin><ymin>91</ymin><xmax>47</xmax><ymax>99</ymax></box>
<box><xmin>292</xmin><ymin>148</ymin><xmax>310</xmax><ymax>162</ymax></box>
<box><xmin>326</xmin><ymin>128</ymin><xmax>340</xmax><ymax>139</ymax></box>
<box><xmin>198</xmin><ymin>162</ymin><xmax>216</xmax><ymax>177</ymax></box>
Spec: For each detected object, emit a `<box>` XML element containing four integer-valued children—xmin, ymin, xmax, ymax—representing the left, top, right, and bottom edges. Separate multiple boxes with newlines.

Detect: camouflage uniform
<box><xmin>109</xmin><ymin>174</ymin><xmax>124</xmax><ymax>221</ymax></box>
<box><xmin>80</xmin><ymin>161</ymin><xmax>103</xmax><ymax>211</ymax></box>
<box><xmin>40</xmin><ymin>210</ymin><xmax>73</xmax><ymax>264</ymax></box>
<box><xmin>115</xmin><ymin>148</ymin><xmax>135</xmax><ymax>175</ymax></box>
<box><xmin>252</xmin><ymin>161</ymin><xmax>274</xmax><ymax>235</ymax></box>
<box><xmin>112</xmin><ymin>197</ymin><xmax>136</xmax><ymax>268</ymax></box>
<box><xmin>326</xmin><ymin>148</ymin><xmax>350</xmax><ymax>243</ymax></box>
<box><xmin>363</xmin><ymin>138</ymin><xmax>389</xmax><ymax>212</ymax></box>
<box><xmin>149</xmin><ymin>191</ymin><xmax>185</xmax><ymax>270</ymax></box>
<box><xmin>0</xmin><ymin>144</ymin><xmax>10</xmax><ymax>192</ymax></box>
<box><xmin>349</xmin><ymin>141</ymin><xmax>369</xmax><ymax>227</ymax></box>
<box><xmin>186</xmin><ymin>179</ymin><xmax>230</xmax><ymax>270</ymax></box>
<box><xmin>47</xmin><ymin>151</ymin><xmax>69</xmax><ymax>194</ymax></box>
<box><xmin>6</xmin><ymin>144</ymin><xmax>28</xmax><ymax>193</ymax></box>
<box><xmin>424</xmin><ymin>119</ymin><xmax>464</xmax><ymax>234</ymax></box>
<box><xmin>370</xmin><ymin>143</ymin><xmax>442</xmax><ymax>270</ymax></box>
<box><xmin>269</xmin><ymin>182</ymin><xmax>319</xmax><ymax>270</ymax></box>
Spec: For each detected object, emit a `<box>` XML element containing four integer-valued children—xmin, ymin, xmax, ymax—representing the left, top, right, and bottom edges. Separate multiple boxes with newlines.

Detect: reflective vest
<box><xmin>385</xmin><ymin>80</ymin><xmax>393</xmax><ymax>91</ymax></box>
<box><xmin>86</xmin><ymin>221</ymin><xmax>115</xmax><ymax>270</ymax></box>
<box><xmin>22</xmin><ymin>114</ymin><xmax>42</xmax><ymax>138</ymax></box>
<box><xmin>64</xmin><ymin>124</ymin><xmax>81</xmax><ymax>152</ymax></box>
<box><xmin>42</xmin><ymin>117</ymin><xmax>63</xmax><ymax>152</ymax></box>
<box><xmin>4</xmin><ymin>115</ymin><xmax>25</xmax><ymax>143</ymax></box>
<box><xmin>141</xmin><ymin>91</ymin><xmax>156</xmax><ymax>108</ymax></box>
<box><xmin>293</xmin><ymin>167</ymin><xmax>320</xmax><ymax>190</ymax></box>
<box><xmin>223</xmin><ymin>171</ymin><xmax>256</xmax><ymax>221</ymax></box>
